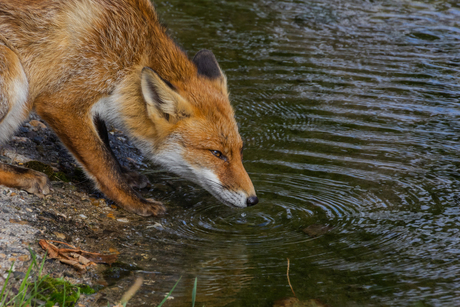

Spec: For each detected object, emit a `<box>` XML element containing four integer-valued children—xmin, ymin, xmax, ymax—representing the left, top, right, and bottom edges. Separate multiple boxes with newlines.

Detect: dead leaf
<box><xmin>39</xmin><ymin>239</ymin><xmax>118</xmax><ymax>272</ymax></box>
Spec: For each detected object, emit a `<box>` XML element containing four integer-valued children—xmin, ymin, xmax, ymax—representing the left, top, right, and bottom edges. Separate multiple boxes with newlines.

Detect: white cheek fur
<box><xmin>154</xmin><ymin>148</ymin><xmax>247</xmax><ymax>208</ymax></box>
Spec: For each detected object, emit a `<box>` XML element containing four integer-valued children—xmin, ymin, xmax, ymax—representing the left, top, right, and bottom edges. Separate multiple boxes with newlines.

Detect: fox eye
<box><xmin>210</xmin><ymin>150</ymin><xmax>227</xmax><ymax>161</ymax></box>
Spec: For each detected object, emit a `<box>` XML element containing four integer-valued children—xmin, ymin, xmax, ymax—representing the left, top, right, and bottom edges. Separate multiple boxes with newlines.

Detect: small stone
<box><xmin>18</xmin><ymin>126</ymin><xmax>29</xmax><ymax>133</ymax></box>
<box><xmin>109</xmin><ymin>248</ymin><xmax>120</xmax><ymax>254</ymax></box>
<box><xmin>32</xmin><ymin>136</ymin><xmax>44</xmax><ymax>144</ymax></box>
<box><xmin>302</xmin><ymin>224</ymin><xmax>333</xmax><ymax>238</ymax></box>
<box><xmin>10</xmin><ymin>192</ymin><xmax>17</xmax><ymax>196</ymax></box>
<box><xmin>9</xmin><ymin>258</ymin><xmax>16</xmax><ymax>262</ymax></box>
<box><xmin>273</xmin><ymin>298</ymin><xmax>301</xmax><ymax>307</ymax></box>
<box><xmin>53</xmin><ymin>232</ymin><xmax>66</xmax><ymax>240</ymax></box>
<box><xmin>90</xmin><ymin>198</ymin><xmax>100</xmax><ymax>206</ymax></box>
<box><xmin>63</xmin><ymin>271</ymin><xmax>76</xmax><ymax>278</ymax></box>
<box><xmin>0</xmin><ymin>253</ymin><xmax>6</xmax><ymax>258</ymax></box>
<box><xmin>18</xmin><ymin>255</ymin><xmax>29</xmax><ymax>262</ymax></box>
<box><xmin>11</xmin><ymin>136</ymin><xmax>29</xmax><ymax>143</ymax></box>
<box><xmin>13</xmin><ymin>271</ymin><xmax>26</xmax><ymax>279</ymax></box>
<box><xmin>117</xmin><ymin>218</ymin><xmax>129</xmax><ymax>223</ymax></box>
<box><xmin>79</xmin><ymin>214</ymin><xmax>87</xmax><ymax>219</ymax></box>
<box><xmin>29</xmin><ymin>120</ymin><xmax>47</xmax><ymax>130</ymax></box>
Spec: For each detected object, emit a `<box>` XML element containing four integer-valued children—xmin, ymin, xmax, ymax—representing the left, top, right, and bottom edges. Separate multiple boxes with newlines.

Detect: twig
<box><xmin>287</xmin><ymin>258</ymin><xmax>296</xmax><ymax>297</ymax></box>
<box><xmin>118</xmin><ymin>277</ymin><xmax>143</xmax><ymax>306</ymax></box>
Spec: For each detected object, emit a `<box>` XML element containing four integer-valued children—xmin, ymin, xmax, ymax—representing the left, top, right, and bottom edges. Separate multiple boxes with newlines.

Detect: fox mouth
<box><xmin>204</xmin><ymin>185</ymin><xmax>247</xmax><ymax>208</ymax></box>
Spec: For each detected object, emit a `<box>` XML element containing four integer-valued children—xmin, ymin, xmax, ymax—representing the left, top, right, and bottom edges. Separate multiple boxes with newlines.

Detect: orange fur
<box><xmin>0</xmin><ymin>0</ymin><xmax>257</xmax><ymax>215</ymax></box>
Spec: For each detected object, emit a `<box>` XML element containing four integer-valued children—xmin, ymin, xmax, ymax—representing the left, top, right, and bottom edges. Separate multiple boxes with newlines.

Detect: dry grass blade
<box><xmin>117</xmin><ymin>277</ymin><xmax>144</xmax><ymax>306</ymax></box>
<box><xmin>287</xmin><ymin>258</ymin><xmax>296</xmax><ymax>297</ymax></box>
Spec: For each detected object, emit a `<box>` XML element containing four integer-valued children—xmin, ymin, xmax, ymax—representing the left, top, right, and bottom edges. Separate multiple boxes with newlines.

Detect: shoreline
<box><xmin>0</xmin><ymin>115</ymin><xmax>161</xmax><ymax>306</ymax></box>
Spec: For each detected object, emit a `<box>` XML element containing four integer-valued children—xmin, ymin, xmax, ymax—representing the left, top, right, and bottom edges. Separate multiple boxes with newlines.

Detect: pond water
<box><xmin>117</xmin><ymin>0</ymin><xmax>460</xmax><ymax>306</ymax></box>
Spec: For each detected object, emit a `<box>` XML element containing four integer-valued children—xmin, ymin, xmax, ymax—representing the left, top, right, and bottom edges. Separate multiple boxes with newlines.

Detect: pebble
<box><xmin>13</xmin><ymin>271</ymin><xmax>26</xmax><ymax>279</ymax></box>
<box><xmin>302</xmin><ymin>224</ymin><xmax>333</xmax><ymax>238</ymax></box>
<box><xmin>11</xmin><ymin>136</ymin><xmax>29</xmax><ymax>143</ymax></box>
<box><xmin>29</xmin><ymin>120</ymin><xmax>47</xmax><ymax>130</ymax></box>
<box><xmin>32</xmin><ymin>136</ymin><xmax>44</xmax><ymax>144</ymax></box>
<box><xmin>18</xmin><ymin>126</ymin><xmax>29</xmax><ymax>134</ymax></box>
<box><xmin>54</xmin><ymin>232</ymin><xmax>66</xmax><ymax>240</ymax></box>
<box><xmin>18</xmin><ymin>255</ymin><xmax>29</xmax><ymax>262</ymax></box>
<box><xmin>117</xmin><ymin>218</ymin><xmax>129</xmax><ymax>223</ymax></box>
<box><xmin>79</xmin><ymin>214</ymin><xmax>87</xmax><ymax>219</ymax></box>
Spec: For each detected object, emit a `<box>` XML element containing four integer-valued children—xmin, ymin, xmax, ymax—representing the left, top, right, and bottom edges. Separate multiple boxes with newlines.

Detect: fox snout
<box><xmin>201</xmin><ymin>159</ymin><xmax>258</xmax><ymax>209</ymax></box>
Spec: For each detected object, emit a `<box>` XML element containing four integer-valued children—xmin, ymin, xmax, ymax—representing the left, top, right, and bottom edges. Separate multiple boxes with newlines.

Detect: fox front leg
<box><xmin>36</xmin><ymin>99</ymin><xmax>164</xmax><ymax>217</ymax></box>
<box><xmin>94</xmin><ymin>116</ymin><xmax>150</xmax><ymax>189</ymax></box>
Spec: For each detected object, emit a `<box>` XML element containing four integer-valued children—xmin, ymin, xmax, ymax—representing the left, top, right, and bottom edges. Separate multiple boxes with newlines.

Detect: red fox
<box><xmin>0</xmin><ymin>0</ymin><xmax>258</xmax><ymax>216</ymax></box>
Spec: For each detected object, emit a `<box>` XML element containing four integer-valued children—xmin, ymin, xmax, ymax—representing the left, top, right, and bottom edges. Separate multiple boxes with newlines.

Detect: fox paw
<box><xmin>22</xmin><ymin>170</ymin><xmax>51</xmax><ymax>197</ymax></box>
<box><xmin>121</xmin><ymin>167</ymin><xmax>150</xmax><ymax>189</ymax></box>
<box><xmin>137</xmin><ymin>198</ymin><xmax>166</xmax><ymax>217</ymax></box>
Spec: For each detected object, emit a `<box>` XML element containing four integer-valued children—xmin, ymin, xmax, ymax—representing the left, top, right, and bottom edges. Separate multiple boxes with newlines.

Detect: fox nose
<box><xmin>246</xmin><ymin>196</ymin><xmax>259</xmax><ymax>207</ymax></box>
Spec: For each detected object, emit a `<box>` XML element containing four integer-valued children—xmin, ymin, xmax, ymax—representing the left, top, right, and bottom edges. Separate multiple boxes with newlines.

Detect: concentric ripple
<box><xmin>124</xmin><ymin>0</ymin><xmax>460</xmax><ymax>306</ymax></box>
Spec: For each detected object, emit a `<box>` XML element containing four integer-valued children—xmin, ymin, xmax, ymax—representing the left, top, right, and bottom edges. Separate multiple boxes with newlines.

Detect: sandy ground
<box><xmin>0</xmin><ymin>115</ymin><xmax>159</xmax><ymax>306</ymax></box>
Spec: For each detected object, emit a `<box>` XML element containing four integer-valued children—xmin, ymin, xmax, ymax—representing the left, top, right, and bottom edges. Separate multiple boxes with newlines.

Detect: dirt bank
<box><xmin>0</xmin><ymin>115</ymin><xmax>166</xmax><ymax>306</ymax></box>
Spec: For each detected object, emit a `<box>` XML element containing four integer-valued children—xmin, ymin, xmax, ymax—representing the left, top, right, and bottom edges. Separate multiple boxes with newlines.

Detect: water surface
<box><xmin>119</xmin><ymin>0</ymin><xmax>460</xmax><ymax>306</ymax></box>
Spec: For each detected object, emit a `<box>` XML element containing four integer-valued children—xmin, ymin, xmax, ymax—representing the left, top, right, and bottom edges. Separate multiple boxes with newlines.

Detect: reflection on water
<box><xmin>118</xmin><ymin>0</ymin><xmax>460</xmax><ymax>306</ymax></box>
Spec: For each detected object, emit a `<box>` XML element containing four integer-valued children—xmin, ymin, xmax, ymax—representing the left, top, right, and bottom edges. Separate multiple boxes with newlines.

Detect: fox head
<box><xmin>137</xmin><ymin>50</ymin><xmax>258</xmax><ymax>208</ymax></box>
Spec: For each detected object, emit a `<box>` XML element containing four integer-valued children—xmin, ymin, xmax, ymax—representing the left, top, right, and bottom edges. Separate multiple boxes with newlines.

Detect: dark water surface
<box><xmin>125</xmin><ymin>0</ymin><xmax>460</xmax><ymax>306</ymax></box>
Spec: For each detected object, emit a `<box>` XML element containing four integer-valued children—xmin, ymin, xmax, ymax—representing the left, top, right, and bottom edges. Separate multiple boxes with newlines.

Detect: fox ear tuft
<box><xmin>141</xmin><ymin>67</ymin><xmax>190</xmax><ymax>123</ymax></box>
<box><xmin>193</xmin><ymin>49</ymin><xmax>228</xmax><ymax>95</ymax></box>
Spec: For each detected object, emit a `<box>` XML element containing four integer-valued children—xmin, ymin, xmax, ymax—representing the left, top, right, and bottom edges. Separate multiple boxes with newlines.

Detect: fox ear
<box><xmin>193</xmin><ymin>49</ymin><xmax>228</xmax><ymax>96</ymax></box>
<box><xmin>141</xmin><ymin>67</ymin><xmax>191</xmax><ymax>123</ymax></box>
